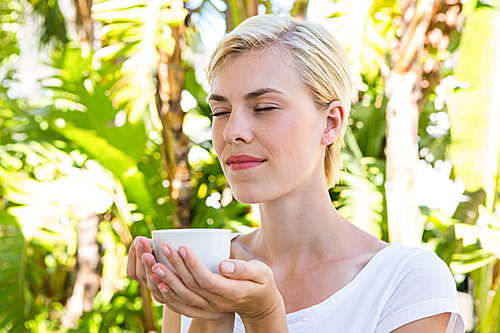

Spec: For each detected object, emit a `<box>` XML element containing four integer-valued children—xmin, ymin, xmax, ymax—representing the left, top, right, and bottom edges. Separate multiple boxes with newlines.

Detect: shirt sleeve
<box><xmin>375</xmin><ymin>249</ymin><xmax>465</xmax><ymax>333</ymax></box>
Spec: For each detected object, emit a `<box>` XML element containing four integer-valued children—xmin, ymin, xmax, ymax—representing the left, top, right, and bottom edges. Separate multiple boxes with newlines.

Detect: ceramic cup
<box><xmin>150</xmin><ymin>229</ymin><xmax>231</xmax><ymax>274</ymax></box>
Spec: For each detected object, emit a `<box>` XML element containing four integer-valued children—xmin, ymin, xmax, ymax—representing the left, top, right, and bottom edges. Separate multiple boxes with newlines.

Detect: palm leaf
<box><xmin>335</xmin><ymin>131</ymin><xmax>385</xmax><ymax>238</ymax></box>
<box><xmin>0</xmin><ymin>212</ymin><xmax>27</xmax><ymax>333</ymax></box>
<box><xmin>0</xmin><ymin>0</ymin><xmax>21</xmax><ymax>66</ymax></box>
<box><xmin>55</xmin><ymin>124</ymin><xmax>157</xmax><ymax>219</ymax></box>
<box><xmin>448</xmin><ymin>0</ymin><xmax>500</xmax><ymax>211</ymax></box>
<box><xmin>330</xmin><ymin>0</ymin><xmax>395</xmax><ymax>86</ymax></box>
<box><xmin>92</xmin><ymin>0</ymin><xmax>188</xmax><ymax>123</ymax></box>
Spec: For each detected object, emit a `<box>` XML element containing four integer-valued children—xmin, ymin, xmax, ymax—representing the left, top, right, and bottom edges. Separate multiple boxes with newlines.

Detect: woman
<box><xmin>127</xmin><ymin>15</ymin><xmax>464</xmax><ymax>333</ymax></box>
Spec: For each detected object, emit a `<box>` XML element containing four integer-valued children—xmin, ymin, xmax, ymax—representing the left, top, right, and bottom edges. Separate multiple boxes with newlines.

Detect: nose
<box><xmin>223</xmin><ymin>109</ymin><xmax>254</xmax><ymax>145</ymax></box>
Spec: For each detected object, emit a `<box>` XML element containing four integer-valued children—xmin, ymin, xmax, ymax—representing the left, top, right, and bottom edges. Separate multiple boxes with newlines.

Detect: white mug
<box><xmin>150</xmin><ymin>228</ymin><xmax>231</xmax><ymax>274</ymax></box>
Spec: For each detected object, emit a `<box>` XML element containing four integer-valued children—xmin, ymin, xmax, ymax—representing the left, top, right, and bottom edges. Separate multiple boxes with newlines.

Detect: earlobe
<box><xmin>321</xmin><ymin>101</ymin><xmax>345</xmax><ymax>146</ymax></box>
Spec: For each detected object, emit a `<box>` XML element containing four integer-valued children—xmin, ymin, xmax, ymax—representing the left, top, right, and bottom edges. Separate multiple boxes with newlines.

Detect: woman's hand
<box><xmin>126</xmin><ymin>236</ymin><xmax>169</xmax><ymax>305</ymax></box>
<box><xmin>127</xmin><ymin>237</ymin><xmax>234</xmax><ymax>332</ymax></box>
<box><xmin>149</xmin><ymin>244</ymin><xmax>287</xmax><ymax>332</ymax></box>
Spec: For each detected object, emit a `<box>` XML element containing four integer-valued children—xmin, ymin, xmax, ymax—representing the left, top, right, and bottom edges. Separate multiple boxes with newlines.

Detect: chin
<box><xmin>231</xmin><ymin>190</ymin><xmax>265</xmax><ymax>205</ymax></box>
<box><xmin>230</xmin><ymin>184</ymin><xmax>282</xmax><ymax>205</ymax></box>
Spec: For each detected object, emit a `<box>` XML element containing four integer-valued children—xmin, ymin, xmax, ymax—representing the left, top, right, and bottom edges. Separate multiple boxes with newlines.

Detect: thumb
<box><xmin>219</xmin><ymin>259</ymin><xmax>271</xmax><ymax>284</ymax></box>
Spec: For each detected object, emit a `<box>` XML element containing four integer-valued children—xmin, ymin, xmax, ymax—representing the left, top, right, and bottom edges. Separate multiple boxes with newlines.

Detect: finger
<box><xmin>126</xmin><ymin>238</ymin><xmax>139</xmax><ymax>281</ymax></box>
<box><xmin>179</xmin><ymin>246</ymin><xmax>228</xmax><ymax>294</ymax></box>
<box><xmin>161</xmin><ymin>290</ymin><xmax>211</xmax><ymax>319</ymax></box>
<box><xmin>157</xmin><ymin>283</ymin><xmax>222</xmax><ymax>320</ymax></box>
<box><xmin>141</xmin><ymin>253</ymin><xmax>167</xmax><ymax>302</ymax></box>
<box><xmin>156</xmin><ymin>282</ymin><xmax>199</xmax><ymax>308</ymax></box>
<box><xmin>219</xmin><ymin>259</ymin><xmax>272</xmax><ymax>284</ymax></box>
<box><xmin>160</xmin><ymin>244</ymin><xmax>208</xmax><ymax>294</ymax></box>
<box><xmin>151</xmin><ymin>262</ymin><xmax>212</xmax><ymax>308</ymax></box>
<box><xmin>134</xmin><ymin>237</ymin><xmax>153</xmax><ymax>284</ymax></box>
<box><xmin>148</xmin><ymin>278</ymin><xmax>167</xmax><ymax>304</ymax></box>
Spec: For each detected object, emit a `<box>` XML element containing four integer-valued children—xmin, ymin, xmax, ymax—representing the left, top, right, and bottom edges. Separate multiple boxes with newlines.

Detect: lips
<box><xmin>226</xmin><ymin>155</ymin><xmax>266</xmax><ymax>171</ymax></box>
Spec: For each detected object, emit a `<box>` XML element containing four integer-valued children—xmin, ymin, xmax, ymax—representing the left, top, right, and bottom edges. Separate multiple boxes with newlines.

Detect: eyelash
<box><xmin>254</xmin><ymin>107</ymin><xmax>276</xmax><ymax>112</ymax></box>
<box><xmin>212</xmin><ymin>111</ymin><xmax>230</xmax><ymax>117</ymax></box>
<box><xmin>211</xmin><ymin>107</ymin><xmax>276</xmax><ymax>117</ymax></box>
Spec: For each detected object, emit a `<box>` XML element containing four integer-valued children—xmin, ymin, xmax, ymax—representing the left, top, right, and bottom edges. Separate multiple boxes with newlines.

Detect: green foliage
<box><xmin>447</xmin><ymin>0</ymin><xmax>500</xmax><ymax>330</ymax></box>
<box><xmin>0</xmin><ymin>0</ymin><xmax>22</xmax><ymax>66</ymax></box>
<box><xmin>28</xmin><ymin>0</ymin><xmax>68</xmax><ymax>46</ymax></box>
<box><xmin>0</xmin><ymin>212</ymin><xmax>26</xmax><ymax>333</ymax></box>
<box><xmin>2</xmin><ymin>0</ymin><xmax>500</xmax><ymax>331</ymax></box>
<box><xmin>448</xmin><ymin>0</ymin><xmax>500</xmax><ymax>208</ymax></box>
<box><xmin>67</xmin><ymin>280</ymin><xmax>149</xmax><ymax>333</ymax></box>
<box><xmin>92</xmin><ymin>0</ymin><xmax>188</xmax><ymax>123</ymax></box>
<box><xmin>333</xmin><ymin>131</ymin><xmax>386</xmax><ymax>239</ymax></box>
<box><xmin>45</xmin><ymin>46</ymin><xmax>175</xmax><ymax>235</ymax></box>
<box><xmin>350</xmin><ymin>76</ymin><xmax>387</xmax><ymax>158</ymax></box>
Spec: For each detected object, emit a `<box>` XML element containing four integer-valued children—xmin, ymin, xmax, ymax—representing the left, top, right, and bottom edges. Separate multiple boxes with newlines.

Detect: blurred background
<box><xmin>0</xmin><ymin>0</ymin><xmax>499</xmax><ymax>331</ymax></box>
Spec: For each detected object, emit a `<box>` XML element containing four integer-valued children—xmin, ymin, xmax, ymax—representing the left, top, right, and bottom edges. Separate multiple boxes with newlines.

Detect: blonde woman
<box><xmin>127</xmin><ymin>15</ymin><xmax>465</xmax><ymax>333</ymax></box>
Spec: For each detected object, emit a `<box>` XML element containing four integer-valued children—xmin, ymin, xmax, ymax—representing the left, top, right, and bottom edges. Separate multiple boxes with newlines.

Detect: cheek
<box><xmin>211</xmin><ymin>123</ymin><xmax>225</xmax><ymax>157</ymax></box>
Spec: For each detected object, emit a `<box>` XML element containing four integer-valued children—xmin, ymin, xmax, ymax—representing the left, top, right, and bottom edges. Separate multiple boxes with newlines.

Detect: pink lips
<box><xmin>226</xmin><ymin>155</ymin><xmax>266</xmax><ymax>171</ymax></box>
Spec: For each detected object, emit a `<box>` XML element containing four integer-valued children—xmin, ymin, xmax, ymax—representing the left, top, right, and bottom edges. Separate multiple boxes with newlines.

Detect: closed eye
<box><xmin>254</xmin><ymin>107</ymin><xmax>276</xmax><ymax>112</ymax></box>
<box><xmin>212</xmin><ymin>111</ymin><xmax>230</xmax><ymax>117</ymax></box>
<box><xmin>211</xmin><ymin>107</ymin><xmax>231</xmax><ymax>117</ymax></box>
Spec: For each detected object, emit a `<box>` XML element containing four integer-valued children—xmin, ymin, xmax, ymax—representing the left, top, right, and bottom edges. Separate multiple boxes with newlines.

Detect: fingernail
<box><xmin>153</xmin><ymin>268</ymin><xmax>165</xmax><ymax>278</ymax></box>
<box><xmin>137</xmin><ymin>239</ymin><xmax>145</xmax><ymax>251</ymax></box>
<box><xmin>160</xmin><ymin>245</ymin><xmax>171</xmax><ymax>258</ymax></box>
<box><xmin>179</xmin><ymin>247</ymin><xmax>187</xmax><ymax>260</ymax></box>
<box><xmin>142</xmin><ymin>257</ymin><xmax>150</xmax><ymax>269</ymax></box>
<box><xmin>160</xmin><ymin>286</ymin><xmax>169</xmax><ymax>293</ymax></box>
<box><xmin>221</xmin><ymin>261</ymin><xmax>235</xmax><ymax>273</ymax></box>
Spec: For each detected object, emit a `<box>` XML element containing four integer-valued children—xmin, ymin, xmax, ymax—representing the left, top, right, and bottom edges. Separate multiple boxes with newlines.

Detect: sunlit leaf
<box><xmin>450</xmin><ymin>251</ymin><xmax>497</xmax><ymax>274</ymax></box>
<box><xmin>92</xmin><ymin>0</ymin><xmax>187</xmax><ymax>123</ymax></box>
<box><xmin>448</xmin><ymin>4</ymin><xmax>500</xmax><ymax>209</ymax></box>
<box><xmin>55</xmin><ymin>125</ymin><xmax>157</xmax><ymax>218</ymax></box>
<box><xmin>0</xmin><ymin>212</ymin><xmax>26</xmax><ymax>332</ymax></box>
<box><xmin>335</xmin><ymin>132</ymin><xmax>385</xmax><ymax>238</ymax></box>
<box><xmin>455</xmin><ymin>219</ymin><xmax>500</xmax><ymax>258</ymax></box>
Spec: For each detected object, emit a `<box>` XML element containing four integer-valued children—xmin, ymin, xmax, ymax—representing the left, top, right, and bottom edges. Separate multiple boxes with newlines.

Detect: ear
<box><xmin>321</xmin><ymin>100</ymin><xmax>345</xmax><ymax>146</ymax></box>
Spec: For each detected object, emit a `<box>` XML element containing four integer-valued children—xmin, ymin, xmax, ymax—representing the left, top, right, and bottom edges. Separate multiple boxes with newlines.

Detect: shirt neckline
<box><xmin>235</xmin><ymin>241</ymin><xmax>401</xmax><ymax>328</ymax></box>
<box><xmin>284</xmin><ymin>242</ymin><xmax>401</xmax><ymax>324</ymax></box>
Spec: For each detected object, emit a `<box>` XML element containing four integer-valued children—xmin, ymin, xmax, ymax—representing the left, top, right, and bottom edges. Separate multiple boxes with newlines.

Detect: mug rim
<box><xmin>152</xmin><ymin>228</ymin><xmax>231</xmax><ymax>234</ymax></box>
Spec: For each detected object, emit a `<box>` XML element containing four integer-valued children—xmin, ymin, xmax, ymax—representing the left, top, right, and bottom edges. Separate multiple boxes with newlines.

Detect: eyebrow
<box><xmin>208</xmin><ymin>88</ymin><xmax>285</xmax><ymax>103</ymax></box>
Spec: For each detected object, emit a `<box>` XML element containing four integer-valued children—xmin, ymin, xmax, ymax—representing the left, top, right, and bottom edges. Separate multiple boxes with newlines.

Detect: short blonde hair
<box><xmin>206</xmin><ymin>15</ymin><xmax>353</xmax><ymax>188</ymax></box>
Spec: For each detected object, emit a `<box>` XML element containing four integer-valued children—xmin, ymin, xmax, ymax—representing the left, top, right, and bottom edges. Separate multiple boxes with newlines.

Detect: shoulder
<box><xmin>374</xmin><ymin>243</ymin><xmax>464</xmax><ymax>333</ymax></box>
<box><xmin>354</xmin><ymin>242</ymin><xmax>457</xmax><ymax>298</ymax></box>
<box><xmin>372</xmin><ymin>242</ymin><xmax>458</xmax><ymax>300</ymax></box>
<box><xmin>387</xmin><ymin>244</ymin><xmax>456</xmax><ymax>291</ymax></box>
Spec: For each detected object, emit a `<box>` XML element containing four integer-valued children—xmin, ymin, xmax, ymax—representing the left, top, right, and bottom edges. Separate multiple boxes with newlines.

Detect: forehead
<box><xmin>209</xmin><ymin>47</ymin><xmax>305</xmax><ymax>98</ymax></box>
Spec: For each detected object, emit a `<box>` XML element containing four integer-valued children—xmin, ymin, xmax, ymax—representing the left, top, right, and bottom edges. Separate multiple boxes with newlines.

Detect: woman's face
<box><xmin>209</xmin><ymin>49</ymin><xmax>331</xmax><ymax>204</ymax></box>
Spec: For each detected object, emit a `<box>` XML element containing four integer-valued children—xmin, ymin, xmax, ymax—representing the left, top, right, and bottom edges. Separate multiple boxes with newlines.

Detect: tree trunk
<box><xmin>385</xmin><ymin>0</ymin><xmax>463</xmax><ymax>247</ymax></box>
<box><xmin>72</xmin><ymin>0</ymin><xmax>94</xmax><ymax>54</ymax></box>
<box><xmin>291</xmin><ymin>0</ymin><xmax>309</xmax><ymax>21</ymax></box>
<box><xmin>62</xmin><ymin>213</ymin><xmax>100</xmax><ymax>328</ymax></box>
<box><xmin>418</xmin><ymin>0</ymin><xmax>464</xmax><ymax>110</ymax></box>
<box><xmin>385</xmin><ymin>0</ymin><xmax>438</xmax><ymax>247</ymax></box>
<box><xmin>225</xmin><ymin>0</ymin><xmax>259</xmax><ymax>32</ymax></box>
<box><xmin>140</xmin><ymin>284</ymin><xmax>158</xmax><ymax>332</ymax></box>
<box><xmin>157</xmin><ymin>25</ymin><xmax>191</xmax><ymax>229</ymax></box>
<box><xmin>385</xmin><ymin>69</ymin><xmax>423</xmax><ymax>247</ymax></box>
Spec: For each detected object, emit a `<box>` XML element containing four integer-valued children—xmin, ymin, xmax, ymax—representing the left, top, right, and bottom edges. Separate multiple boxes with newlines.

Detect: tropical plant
<box><xmin>2</xmin><ymin>0</ymin><xmax>499</xmax><ymax>331</ymax></box>
<box><xmin>331</xmin><ymin>0</ymin><xmax>465</xmax><ymax>247</ymax></box>
<box><xmin>0</xmin><ymin>0</ymin><xmax>261</xmax><ymax>331</ymax></box>
<box><xmin>332</xmin><ymin>131</ymin><xmax>386</xmax><ymax>240</ymax></box>
<box><xmin>447</xmin><ymin>0</ymin><xmax>500</xmax><ymax>330</ymax></box>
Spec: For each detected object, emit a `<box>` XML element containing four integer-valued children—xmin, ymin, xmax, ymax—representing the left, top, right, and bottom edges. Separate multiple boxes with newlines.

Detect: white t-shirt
<box><xmin>181</xmin><ymin>241</ymin><xmax>465</xmax><ymax>333</ymax></box>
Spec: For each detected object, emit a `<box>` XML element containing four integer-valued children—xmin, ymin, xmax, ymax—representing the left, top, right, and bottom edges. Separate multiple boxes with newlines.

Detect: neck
<box><xmin>252</xmin><ymin>176</ymin><xmax>348</xmax><ymax>272</ymax></box>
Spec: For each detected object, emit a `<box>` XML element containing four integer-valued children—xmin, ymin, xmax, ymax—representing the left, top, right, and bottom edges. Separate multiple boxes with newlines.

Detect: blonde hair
<box><xmin>206</xmin><ymin>15</ymin><xmax>353</xmax><ymax>188</ymax></box>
